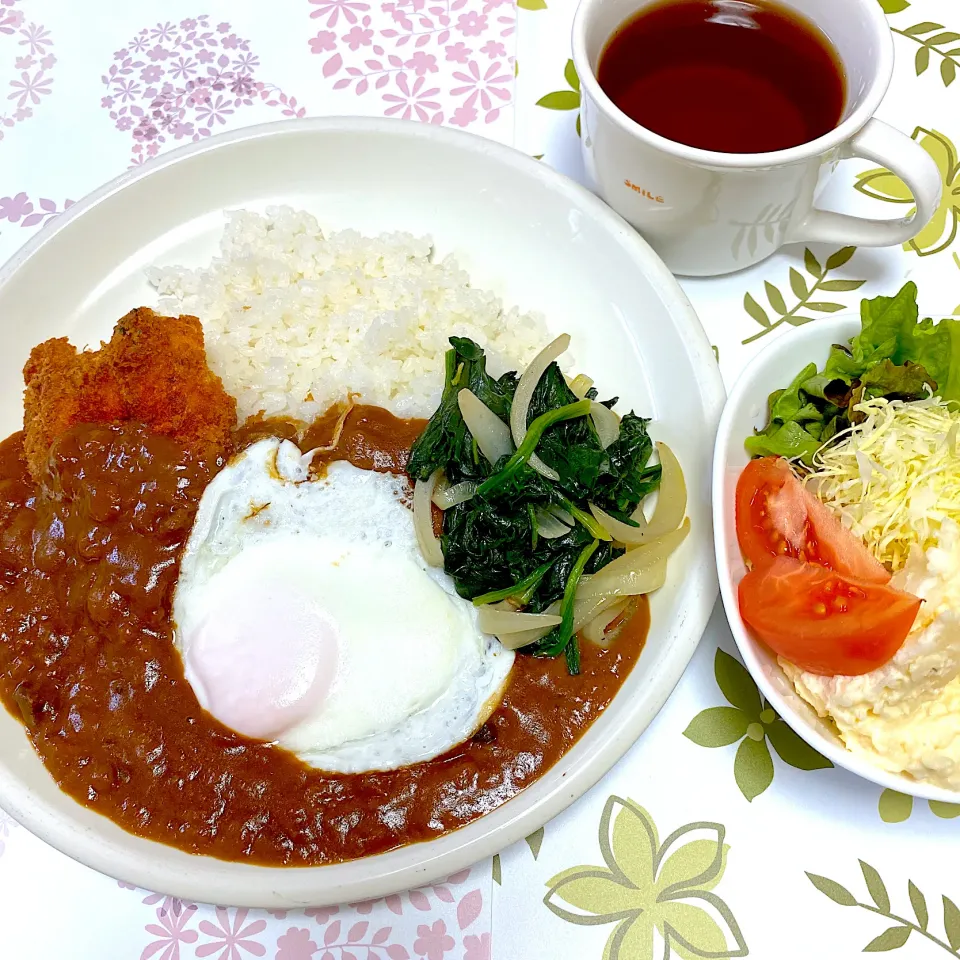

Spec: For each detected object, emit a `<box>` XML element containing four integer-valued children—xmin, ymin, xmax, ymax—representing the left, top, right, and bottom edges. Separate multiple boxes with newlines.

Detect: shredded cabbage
<box><xmin>806</xmin><ymin>396</ymin><xmax>960</xmax><ymax>571</ymax></box>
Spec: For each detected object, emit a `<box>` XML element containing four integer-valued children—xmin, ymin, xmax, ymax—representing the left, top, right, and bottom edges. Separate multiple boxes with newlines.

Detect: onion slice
<box><xmin>569</xmin><ymin>595</ymin><xmax>614</xmax><ymax>632</ymax></box>
<box><xmin>583</xmin><ymin>599</ymin><xmax>629</xmax><ymax>647</ymax></box>
<box><xmin>577</xmin><ymin>559</ymin><xmax>668</xmax><ymax>604</ymax></box>
<box><xmin>589</xmin><ymin>401</ymin><xmax>620</xmax><ymax>449</ymax></box>
<box><xmin>589</xmin><ymin>503</ymin><xmax>646</xmax><ymax>545</ymax></box>
<box><xmin>413</xmin><ymin>470</ymin><xmax>444</xmax><ymax>567</ymax></box>
<box><xmin>534</xmin><ymin>507</ymin><xmax>572</xmax><ymax>539</ymax></box>
<box><xmin>510</xmin><ymin>334</ymin><xmax>570</xmax><ymax>482</ymax></box>
<box><xmin>479</xmin><ymin>606</ymin><xmax>562</xmax><ymax>635</ymax></box>
<box><xmin>496</xmin><ymin>594</ymin><xmax>630</xmax><ymax>650</ymax></box>
<box><xmin>496</xmin><ymin>598</ymin><xmax>561</xmax><ymax>649</ymax></box>
<box><xmin>432</xmin><ymin>479</ymin><xmax>477</xmax><ymax>510</ymax></box>
<box><xmin>569</xmin><ymin>374</ymin><xmax>594</xmax><ymax>399</ymax></box>
<box><xmin>576</xmin><ymin>519</ymin><xmax>689</xmax><ymax>601</ymax></box>
<box><xmin>630</xmin><ymin>442</ymin><xmax>686</xmax><ymax>541</ymax></box>
<box><xmin>496</xmin><ymin>625</ymin><xmax>552</xmax><ymax>650</ymax></box>
<box><xmin>458</xmin><ymin>389</ymin><xmax>513</xmax><ymax>466</ymax></box>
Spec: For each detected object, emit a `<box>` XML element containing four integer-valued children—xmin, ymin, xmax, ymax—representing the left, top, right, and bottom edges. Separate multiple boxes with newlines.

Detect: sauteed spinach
<box><xmin>407</xmin><ymin>337</ymin><xmax>661</xmax><ymax>673</ymax></box>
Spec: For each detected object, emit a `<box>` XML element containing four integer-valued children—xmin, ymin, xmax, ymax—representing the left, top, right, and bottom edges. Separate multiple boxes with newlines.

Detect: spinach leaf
<box><xmin>527</xmin><ymin>363</ymin><xmax>607</xmax><ymax>500</ymax></box>
<box><xmin>407</xmin><ymin>337</ymin><xmax>516</xmax><ymax>483</ymax></box>
<box><xmin>530</xmin><ymin>539</ymin><xmax>599</xmax><ymax>675</ymax></box>
<box><xmin>594</xmin><ymin>413</ymin><xmax>660</xmax><ymax>514</ymax></box>
<box><xmin>408</xmin><ymin>340</ymin><xmax>661</xmax><ymax>674</ymax></box>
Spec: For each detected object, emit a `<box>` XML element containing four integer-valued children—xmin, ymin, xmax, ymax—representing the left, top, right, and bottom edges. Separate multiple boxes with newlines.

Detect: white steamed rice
<box><xmin>148</xmin><ymin>206</ymin><xmax>550</xmax><ymax>423</ymax></box>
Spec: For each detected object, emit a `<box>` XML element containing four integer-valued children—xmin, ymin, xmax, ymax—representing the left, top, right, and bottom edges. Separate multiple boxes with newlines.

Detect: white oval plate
<box><xmin>714</xmin><ymin>315</ymin><xmax>960</xmax><ymax>803</ymax></box>
<box><xmin>0</xmin><ymin>117</ymin><xmax>724</xmax><ymax>907</ymax></box>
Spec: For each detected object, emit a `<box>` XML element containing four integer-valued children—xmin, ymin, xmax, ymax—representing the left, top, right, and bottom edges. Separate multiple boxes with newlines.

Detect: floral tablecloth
<box><xmin>2</xmin><ymin>0</ymin><xmax>960</xmax><ymax>957</ymax></box>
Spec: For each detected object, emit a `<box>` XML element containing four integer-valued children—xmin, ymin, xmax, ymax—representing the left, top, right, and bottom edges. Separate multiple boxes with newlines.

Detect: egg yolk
<box><xmin>183</xmin><ymin>570</ymin><xmax>340</xmax><ymax>740</ymax></box>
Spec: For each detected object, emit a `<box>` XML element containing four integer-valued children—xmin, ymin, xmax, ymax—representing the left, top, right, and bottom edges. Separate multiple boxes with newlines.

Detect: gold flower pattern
<box><xmin>543</xmin><ymin>797</ymin><xmax>748</xmax><ymax>959</ymax></box>
<box><xmin>855</xmin><ymin>126</ymin><xmax>960</xmax><ymax>257</ymax></box>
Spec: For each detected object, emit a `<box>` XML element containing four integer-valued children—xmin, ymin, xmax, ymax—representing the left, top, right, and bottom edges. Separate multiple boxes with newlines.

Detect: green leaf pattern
<box><xmin>864</xmin><ymin>926</ymin><xmax>912</xmax><ymax>952</ymax></box>
<box><xmin>809</xmin><ymin>863</ymin><xmax>960</xmax><ymax>955</ymax></box>
<box><xmin>891</xmin><ymin>20</ymin><xmax>960</xmax><ymax>86</ymax></box>
<box><xmin>683</xmin><ymin>649</ymin><xmax>832</xmax><ymax>802</ymax></box>
<box><xmin>878</xmin><ymin>789</ymin><xmax>960</xmax><ymax>821</ymax></box>
<box><xmin>862</xmin><ymin>861</ymin><xmax>891</xmax><ymax>913</ymax></box>
<box><xmin>544</xmin><ymin>797</ymin><xmax>749</xmax><ymax>959</ymax></box>
<box><xmin>493</xmin><ymin>826</ymin><xmax>548</xmax><ymax>884</ymax></box>
<box><xmin>732</xmin><ymin>737</ymin><xmax>773</xmax><ymax>803</ymax></box>
<box><xmin>536</xmin><ymin>59</ymin><xmax>581</xmax><ymax>137</ymax></box>
<box><xmin>879</xmin><ymin>0</ymin><xmax>911</xmax><ymax>12</ymax></box>
<box><xmin>740</xmin><ymin>248</ymin><xmax>866</xmax><ymax>344</ymax></box>
<box><xmin>527</xmin><ymin>827</ymin><xmax>545</xmax><ymax>860</ymax></box>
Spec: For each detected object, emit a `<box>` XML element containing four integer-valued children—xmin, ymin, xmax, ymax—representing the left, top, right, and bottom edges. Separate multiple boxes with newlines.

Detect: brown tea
<box><xmin>596</xmin><ymin>0</ymin><xmax>845</xmax><ymax>154</ymax></box>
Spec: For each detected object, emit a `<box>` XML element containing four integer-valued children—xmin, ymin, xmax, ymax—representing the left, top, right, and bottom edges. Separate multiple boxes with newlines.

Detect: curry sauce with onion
<box><xmin>0</xmin><ymin>404</ymin><xmax>646</xmax><ymax>865</ymax></box>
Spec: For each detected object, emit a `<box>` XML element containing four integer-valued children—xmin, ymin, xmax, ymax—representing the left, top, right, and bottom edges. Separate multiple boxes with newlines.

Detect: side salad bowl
<box><xmin>713</xmin><ymin>312</ymin><xmax>960</xmax><ymax>804</ymax></box>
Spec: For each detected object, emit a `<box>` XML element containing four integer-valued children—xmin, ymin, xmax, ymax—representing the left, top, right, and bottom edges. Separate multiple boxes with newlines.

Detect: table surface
<box><xmin>3</xmin><ymin>1</ymin><xmax>960</xmax><ymax>957</ymax></box>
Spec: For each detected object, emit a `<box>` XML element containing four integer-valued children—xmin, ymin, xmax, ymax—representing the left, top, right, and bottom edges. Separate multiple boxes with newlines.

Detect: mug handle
<box><xmin>789</xmin><ymin>119</ymin><xmax>942</xmax><ymax>247</ymax></box>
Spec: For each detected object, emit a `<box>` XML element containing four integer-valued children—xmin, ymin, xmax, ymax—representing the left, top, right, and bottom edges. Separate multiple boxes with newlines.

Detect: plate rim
<box><xmin>713</xmin><ymin>314</ymin><xmax>960</xmax><ymax>803</ymax></box>
<box><xmin>0</xmin><ymin>116</ymin><xmax>726</xmax><ymax>906</ymax></box>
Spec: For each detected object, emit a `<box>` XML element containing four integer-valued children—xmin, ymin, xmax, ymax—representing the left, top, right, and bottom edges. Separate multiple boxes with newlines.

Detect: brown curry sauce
<box><xmin>0</xmin><ymin>405</ymin><xmax>646</xmax><ymax>865</ymax></box>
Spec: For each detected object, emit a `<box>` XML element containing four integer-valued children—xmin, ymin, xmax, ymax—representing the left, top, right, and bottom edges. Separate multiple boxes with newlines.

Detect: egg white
<box><xmin>172</xmin><ymin>437</ymin><xmax>514</xmax><ymax>773</ymax></box>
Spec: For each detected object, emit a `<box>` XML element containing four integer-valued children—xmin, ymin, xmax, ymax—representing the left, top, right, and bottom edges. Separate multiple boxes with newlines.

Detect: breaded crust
<box><xmin>23</xmin><ymin>307</ymin><xmax>237</xmax><ymax>479</ymax></box>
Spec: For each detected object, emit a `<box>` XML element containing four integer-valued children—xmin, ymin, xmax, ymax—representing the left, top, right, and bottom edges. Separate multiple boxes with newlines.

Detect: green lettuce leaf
<box><xmin>746</xmin><ymin>282</ymin><xmax>952</xmax><ymax>465</ymax></box>
<box><xmin>768</xmin><ymin>363</ymin><xmax>819</xmax><ymax>423</ymax></box>
<box><xmin>745</xmin><ymin>420</ymin><xmax>823</xmax><ymax>462</ymax></box>
<box><xmin>850</xmin><ymin>282</ymin><xmax>960</xmax><ymax>400</ymax></box>
<box><xmin>851</xmin><ymin>282</ymin><xmax>920</xmax><ymax>368</ymax></box>
<box><xmin>859</xmin><ymin>359</ymin><xmax>935</xmax><ymax>401</ymax></box>
<box><xmin>900</xmin><ymin>318</ymin><xmax>960</xmax><ymax>401</ymax></box>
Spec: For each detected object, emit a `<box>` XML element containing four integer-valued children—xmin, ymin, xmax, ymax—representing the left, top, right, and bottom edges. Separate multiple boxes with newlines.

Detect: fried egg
<box><xmin>172</xmin><ymin>438</ymin><xmax>514</xmax><ymax>773</ymax></box>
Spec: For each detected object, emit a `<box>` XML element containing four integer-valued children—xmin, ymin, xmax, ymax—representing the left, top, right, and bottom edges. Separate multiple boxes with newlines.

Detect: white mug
<box><xmin>572</xmin><ymin>0</ymin><xmax>943</xmax><ymax>277</ymax></box>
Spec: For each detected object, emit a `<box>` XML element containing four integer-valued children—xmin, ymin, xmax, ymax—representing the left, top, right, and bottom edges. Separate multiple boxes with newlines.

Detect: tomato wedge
<box><xmin>738</xmin><ymin>557</ymin><xmax>920</xmax><ymax>675</ymax></box>
<box><xmin>735</xmin><ymin>457</ymin><xmax>889</xmax><ymax>583</ymax></box>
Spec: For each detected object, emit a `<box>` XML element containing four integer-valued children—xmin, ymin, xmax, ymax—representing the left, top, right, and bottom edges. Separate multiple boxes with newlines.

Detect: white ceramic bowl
<box><xmin>0</xmin><ymin>118</ymin><xmax>724</xmax><ymax>906</ymax></box>
<box><xmin>714</xmin><ymin>316</ymin><xmax>960</xmax><ymax>803</ymax></box>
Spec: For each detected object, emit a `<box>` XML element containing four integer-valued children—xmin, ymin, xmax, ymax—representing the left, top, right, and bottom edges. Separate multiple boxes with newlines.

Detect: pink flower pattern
<box><xmin>0</xmin><ymin>0</ymin><xmax>55</xmax><ymax>138</ymax></box>
<box><xmin>41</xmin><ymin>865</ymin><xmax>490</xmax><ymax>959</ymax></box>
<box><xmin>462</xmin><ymin>934</ymin><xmax>491</xmax><ymax>960</ymax></box>
<box><xmin>352</xmin><ymin>870</ymin><xmax>473</xmax><ymax>917</ymax></box>
<box><xmin>141</xmin><ymin>906</ymin><xmax>199</xmax><ymax>960</ymax></box>
<box><xmin>311</xmin><ymin>0</ymin><xmax>514</xmax><ymax>127</ymax></box>
<box><xmin>383</xmin><ymin>72</ymin><xmax>442</xmax><ymax>122</ymax></box>
<box><xmin>101</xmin><ymin>15</ymin><xmax>305</xmax><ymax>166</ymax></box>
<box><xmin>304</xmin><ymin>906</ymin><xmax>340</xmax><ymax>924</ymax></box>
<box><xmin>450</xmin><ymin>57</ymin><xmax>511</xmax><ymax>123</ymax></box>
<box><xmin>118</xmin><ymin>869</ymin><xmax>483</xmax><ymax>958</ymax></box>
<box><xmin>413</xmin><ymin>920</ymin><xmax>455</xmax><ymax>960</ymax></box>
<box><xmin>142</xmin><ymin>891</ymin><xmax>197</xmax><ymax>920</ymax></box>
<box><xmin>276</xmin><ymin>928</ymin><xmax>318</xmax><ymax>960</ymax></box>
<box><xmin>0</xmin><ymin>192</ymin><xmax>72</xmax><ymax>226</ymax></box>
<box><xmin>197</xmin><ymin>907</ymin><xmax>267</xmax><ymax>959</ymax></box>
